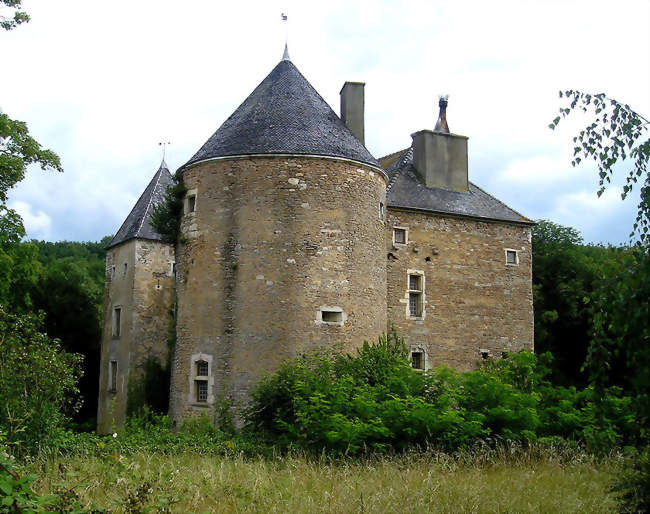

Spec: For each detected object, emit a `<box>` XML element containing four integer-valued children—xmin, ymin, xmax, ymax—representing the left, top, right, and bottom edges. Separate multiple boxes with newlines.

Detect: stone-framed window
<box><xmin>480</xmin><ymin>349</ymin><xmax>490</xmax><ymax>360</ymax></box>
<box><xmin>505</xmin><ymin>249</ymin><xmax>519</xmax><ymax>266</ymax></box>
<box><xmin>407</xmin><ymin>271</ymin><xmax>425</xmax><ymax>319</ymax></box>
<box><xmin>393</xmin><ymin>226</ymin><xmax>408</xmax><ymax>246</ymax></box>
<box><xmin>188</xmin><ymin>353</ymin><xmax>214</xmax><ymax>406</ymax></box>
<box><xmin>185</xmin><ymin>189</ymin><xmax>198</xmax><ymax>215</ymax></box>
<box><xmin>379</xmin><ymin>201</ymin><xmax>385</xmax><ymax>221</ymax></box>
<box><xmin>109</xmin><ymin>360</ymin><xmax>118</xmax><ymax>393</ymax></box>
<box><xmin>112</xmin><ymin>307</ymin><xmax>121</xmax><ymax>338</ymax></box>
<box><xmin>410</xmin><ymin>346</ymin><xmax>427</xmax><ymax>371</ymax></box>
<box><xmin>316</xmin><ymin>306</ymin><xmax>347</xmax><ymax>327</ymax></box>
<box><xmin>123</xmin><ymin>262</ymin><xmax>128</xmax><ymax>277</ymax></box>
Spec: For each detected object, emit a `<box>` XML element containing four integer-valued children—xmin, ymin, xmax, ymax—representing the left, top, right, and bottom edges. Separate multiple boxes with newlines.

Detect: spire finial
<box><xmin>158</xmin><ymin>141</ymin><xmax>171</xmax><ymax>167</ymax></box>
<box><xmin>281</xmin><ymin>13</ymin><xmax>290</xmax><ymax>61</ymax></box>
<box><xmin>434</xmin><ymin>95</ymin><xmax>450</xmax><ymax>133</ymax></box>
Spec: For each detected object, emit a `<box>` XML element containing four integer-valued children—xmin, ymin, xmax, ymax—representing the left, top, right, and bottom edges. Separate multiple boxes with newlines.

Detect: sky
<box><xmin>1</xmin><ymin>0</ymin><xmax>649</xmax><ymax>245</ymax></box>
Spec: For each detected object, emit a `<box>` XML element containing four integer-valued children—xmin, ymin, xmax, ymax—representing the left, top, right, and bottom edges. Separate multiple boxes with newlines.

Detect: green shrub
<box><xmin>0</xmin><ymin>305</ymin><xmax>82</xmax><ymax>454</ymax></box>
<box><xmin>611</xmin><ymin>446</ymin><xmax>650</xmax><ymax>513</ymax></box>
<box><xmin>246</xmin><ymin>336</ymin><xmax>642</xmax><ymax>455</ymax></box>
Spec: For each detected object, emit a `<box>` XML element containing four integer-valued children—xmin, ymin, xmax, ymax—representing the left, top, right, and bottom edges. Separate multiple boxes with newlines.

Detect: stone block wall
<box><xmin>97</xmin><ymin>239</ymin><xmax>175</xmax><ymax>433</ymax></box>
<box><xmin>386</xmin><ymin>209</ymin><xmax>533</xmax><ymax>370</ymax></box>
<box><xmin>169</xmin><ymin>156</ymin><xmax>388</xmax><ymax>423</ymax></box>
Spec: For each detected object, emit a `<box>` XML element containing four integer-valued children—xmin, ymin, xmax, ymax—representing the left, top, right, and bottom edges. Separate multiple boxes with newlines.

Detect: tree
<box><xmin>549</xmin><ymin>91</ymin><xmax>649</xmax><ymax>241</ymax></box>
<box><xmin>0</xmin><ymin>0</ymin><xmax>29</xmax><ymax>30</ymax></box>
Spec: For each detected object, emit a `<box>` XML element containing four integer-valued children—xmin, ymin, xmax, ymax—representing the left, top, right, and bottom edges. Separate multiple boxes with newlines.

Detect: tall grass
<box><xmin>31</xmin><ymin>443</ymin><xmax>620</xmax><ymax>513</ymax></box>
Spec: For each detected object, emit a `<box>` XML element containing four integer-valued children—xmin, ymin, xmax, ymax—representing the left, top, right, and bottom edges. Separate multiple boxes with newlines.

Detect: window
<box><xmin>109</xmin><ymin>360</ymin><xmax>118</xmax><ymax>393</ymax></box>
<box><xmin>322</xmin><ymin>311</ymin><xmax>342</xmax><ymax>323</ymax></box>
<box><xmin>317</xmin><ymin>307</ymin><xmax>346</xmax><ymax>326</ymax></box>
<box><xmin>408</xmin><ymin>273</ymin><xmax>423</xmax><ymax>318</ymax></box>
<box><xmin>112</xmin><ymin>307</ymin><xmax>121</xmax><ymax>337</ymax></box>
<box><xmin>185</xmin><ymin>189</ymin><xmax>198</xmax><ymax>215</ymax></box>
<box><xmin>196</xmin><ymin>380</ymin><xmax>208</xmax><ymax>402</ymax></box>
<box><xmin>196</xmin><ymin>360</ymin><xmax>208</xmax><ymax>377</ymax></box>
<box><xmin>379</xmin><ymin>202</ymin><xmax>385</xmax><ymax>220</ymax></box>
<box><xmin>480</xmin><ymin>349</ymin><xmax>490</xmax><ymax>360</ymax></box>
<box><xmin>123</xmin><ymin>262</ymin><xmax>128</xmax><ymax>276</ymax></box>
<box><xmin>411</xmin><ymin>351</ymin><xmax>424</xmax><ymax>370</ymax></box>
<box><xmin>189</xmin><ymin>353</ymin><xmax>212</xmax><ymax>405</ymax></box>
<box><xmin>393</xmin><ymin>227</ymin><xmax>407</xmax><ymax>245</ymax></box>
<box><xmin>505</xmin><ymin>249</ymin><xmax>519</xmax><ymax>266</ymax></box>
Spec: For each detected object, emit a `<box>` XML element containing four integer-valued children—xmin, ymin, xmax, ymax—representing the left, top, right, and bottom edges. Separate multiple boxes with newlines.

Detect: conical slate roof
<box><xmin>183</xmin><ymin>59</ymin><xmax>380</xmax><ymax>169</ymax></box>
<box><xmin>107</xmin><ymin>161</ymin><xmax>174</xmax><ymax>249</ymax></box>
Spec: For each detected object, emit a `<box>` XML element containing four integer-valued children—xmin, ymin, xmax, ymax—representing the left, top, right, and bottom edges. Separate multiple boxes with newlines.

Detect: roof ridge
<box><xmin>135</xmin><ymin>165</ymin><xmax>166</xmax><ymax>236</ymax></box>
<box><xmin>386</xmin><ymin>148</ymin><xmax>412</xmax><ymax>192</ymax></box>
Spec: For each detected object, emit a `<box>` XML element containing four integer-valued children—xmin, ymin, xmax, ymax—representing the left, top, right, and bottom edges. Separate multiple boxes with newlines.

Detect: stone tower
<box><xmin>97</xmin><ymin>161</ymin><xmax>176</xmax><ymax>433</ymax></box>
<box><xmin>168</xmin><ymin>54</ymin><xmax>388</xmax><ymax>422</ymax></box>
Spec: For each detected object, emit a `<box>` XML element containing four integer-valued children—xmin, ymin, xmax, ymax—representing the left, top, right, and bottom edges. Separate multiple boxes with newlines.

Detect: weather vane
<box><xmin>281</xmin><ymin>12</ymin><xmax>290</xmax><ymax>60</ymax></box>
<box><xmin>158</xmin><ymin>141</ymin><xmax>171</xmax><ymax>161</ymax></box>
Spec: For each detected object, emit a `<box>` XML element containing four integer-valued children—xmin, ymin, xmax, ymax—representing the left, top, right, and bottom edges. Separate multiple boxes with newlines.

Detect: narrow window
<box><xmin>505</xmin><ymin>249</ymin><xmax>519</xmax><ymax>266</ymax></box>
<box><xmin>394</xmin><ymin>228</ymin><xmax>407</xmax><ymax>245</ymax></box>
<box><xmin>411</xmin><ymin>351</ymin><xmax>424</xmax><ymax>370</ymax></box>
<box><xmin>379</xmin><ymin>202</ymin><xmax>385</xmax><ymax>220</ymax></box>
<box><xmin>196</xmin><ymin>380</ymin><xmax>208</xmax><ymax>402</ymax></box>
<box><xmin>408</xmin><ymin>273</ymin><xmax>423</xmax><ymax>318</ymax></box>
<box><xmin>123</xmin><ymin>262</ymin><xmax>128</xmax><ymax>276</ymax></box>
<box><xmin>111</xmin><ymin>265</ymin><xmax>116</xmax><ymax>278</ymax></box>
<box><xmin>187</xmin><ymin>195</ymin><xmax>196</xmax><ymax>213</ymax></box>
<box><xmin>109</xmin><ymin>360</ymin><xmax>118</xmax><ymax>393</ymax></box>
<box><xmin>112</xmin><ymin>307</ymin><xmax>121</xmax><ymax>337</ymax></box>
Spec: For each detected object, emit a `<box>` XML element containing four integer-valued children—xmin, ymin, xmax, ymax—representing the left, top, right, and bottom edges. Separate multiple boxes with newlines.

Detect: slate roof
<box><xmin>107</xmin><ymin>161</ymin><xmax>174</xmax><ymax>249</ymax></box>
<box><xmin>182</xmin><ymin>59</ymin><xmax>380</xmax><ymax>170</ymax></box>
<box><xmin>384</xmin><ymin>148</ymin><xmax>533</xmax><ymax>225</ymax></box>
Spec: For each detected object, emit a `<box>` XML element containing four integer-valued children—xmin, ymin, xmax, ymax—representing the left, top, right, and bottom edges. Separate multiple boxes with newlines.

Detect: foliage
<box><xmin>532</xmin><ymin>219</ymin><xmax>626</xmax><ymax>385</ymax></box>
<box><xmin>0</xmin><ymin>306</ymin><xmax>83</xmax><ymax>453</ymax></box>
<box><xmin>126</xmin><ymin>357</ymin><xmax>171</xmax><ymax>418</ymax></box>
<box><xmin>611</xmin><ymin>446</ymin><xmax>650</xmax><ymax>514</ymax></box>
<box><xmin>0</xmin><ymin>0</ymin><xmax>29</xmax><ymax>30</ymax></box>
<box><xmin>585</xmin><ymin>247</ymin><xmax>650</xmax><ymax>433</ymax></box>
<box><xmin>149</xmin><ymin>176</ymin><xmax>187</xmax><ymax>244</ymax></box>
<box><xmin>550</xmin><ymin>90</ymin><xmax>649</xmax><ymax>241</ymax></box>
<box><xmin>246</xmin><ymin>336</ymin><xmax>640</xmax><ymax>455</ymax></box>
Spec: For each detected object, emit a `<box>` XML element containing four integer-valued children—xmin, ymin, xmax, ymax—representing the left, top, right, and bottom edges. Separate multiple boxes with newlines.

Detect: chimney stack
<box><xmin>340</xmin><ymin>81</ymin><xmax>365</xmax><ymax>145</ymax></box>
<box><xmin>412</xmin><ymin>96</ymin><xmax>468</xmax><ymax>191</ymax></box>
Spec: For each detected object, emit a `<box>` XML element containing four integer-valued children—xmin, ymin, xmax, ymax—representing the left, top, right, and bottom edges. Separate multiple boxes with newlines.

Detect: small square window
<box><xmin>480</xmin><ymin>349</ymin><xmax>490</xmax><ymax>360</ymax></box>
<box><xmin>196</xmin><ymin>380</ymin><xmax>208</xmax><ymax>402</ymax></box>
<box><xmin>322</xmin><ymin>310</ymin><xmax>342</xmax><ymax>323</ymax></box>
<box><xmin>394</xmin><ymin>228</ymin><xmax>407</xmax><ymax>245</ymax></box>
<box><xmin>505</xmin><ymin>250</ymin><xmax>518</xmax><ymax>266</ymax></box>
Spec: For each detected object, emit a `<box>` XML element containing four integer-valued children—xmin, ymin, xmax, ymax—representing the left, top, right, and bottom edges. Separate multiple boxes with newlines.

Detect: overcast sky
<box><xmin>2</xmin><ymin>0</ymin><xmax>649</xmax><ymax>245</ymax></box>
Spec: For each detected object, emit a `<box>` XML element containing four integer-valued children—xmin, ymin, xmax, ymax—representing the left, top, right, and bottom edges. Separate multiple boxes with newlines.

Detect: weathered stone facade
<box><xmin>97</xmin><ymin>52</ymin><xmax>535</xmax><ymax>432</ymax></box>
<box><xmin>97</xmin><ymin>239</ymin><xmax>175</xmax><ymax>433</ymax></box>
<box><xmin>386</xmin><ymin>209</ymin><xmax>533</xmax><ymax>370</ymax></box>
<box><xmin>169</xmin><ymin>156</ymin><xmax>388</xmax><ymax>421</ymax></box>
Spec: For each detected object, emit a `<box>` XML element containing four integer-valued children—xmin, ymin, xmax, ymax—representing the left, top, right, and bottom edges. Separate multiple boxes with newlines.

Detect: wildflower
<box><xmin>113</xmin><ymin>433</ymin><xmax>117</xmax><ymax>438</ymax></box>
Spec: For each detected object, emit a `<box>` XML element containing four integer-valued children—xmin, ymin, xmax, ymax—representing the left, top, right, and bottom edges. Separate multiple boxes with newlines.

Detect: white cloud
<box><xmin>9</xmin><ymin>200</ymin><xmax>52</xmax><ymax>240</ymax></box>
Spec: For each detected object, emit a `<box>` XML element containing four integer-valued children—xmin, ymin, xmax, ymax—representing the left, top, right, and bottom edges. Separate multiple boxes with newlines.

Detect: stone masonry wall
<box><xmin>169</xmin><ymin>156</ymin><xmax>388</xmax><ymax>423</ymax></box>
<box><xmin>97</xmin><ymin>240</ymin><xmax>175</xmax><ymax>433</ymax></box>
<box><xmin>386</xmin><ymin>209</ymin><xmax>533</xmax><ymax>370</ymax></box>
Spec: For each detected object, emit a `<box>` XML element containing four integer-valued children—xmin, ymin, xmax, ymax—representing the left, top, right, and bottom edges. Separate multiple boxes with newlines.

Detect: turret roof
<box><xmin>107</xmin><ymin>161</ymin><xmax>173</xmax><ymax>249</ymax></box>
<box><xmin>182</xmin><ymin>58</ymin><xmax>380</xmax><ymax>170</ymax></box>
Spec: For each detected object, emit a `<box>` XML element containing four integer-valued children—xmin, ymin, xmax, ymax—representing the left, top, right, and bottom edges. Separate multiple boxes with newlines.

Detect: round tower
<box><xmin>169</xmin><ymin>54</ymin><xmax>387</xmax><ymax>422</ymax></box>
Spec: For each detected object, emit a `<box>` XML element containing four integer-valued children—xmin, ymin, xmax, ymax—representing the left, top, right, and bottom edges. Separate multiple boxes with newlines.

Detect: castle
<box><xmin>97</xmin><ymin>49</ymin><xmax>534</xmax><ymax>432</ymax></box>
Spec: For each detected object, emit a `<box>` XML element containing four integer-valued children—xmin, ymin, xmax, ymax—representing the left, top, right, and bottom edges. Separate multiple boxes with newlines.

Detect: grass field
<box><xmin>31</xmin><ymin>446</ymin><xmax>621</xmax><ymax>513</ymax></box>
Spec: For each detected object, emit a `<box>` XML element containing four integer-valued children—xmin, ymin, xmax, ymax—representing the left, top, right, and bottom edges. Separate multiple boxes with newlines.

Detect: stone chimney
<box><xmin>412</xmin><ymin>96</ymin><xmax>468</xmax><ymax>191</ymax></box>
<box><xmin>340</xmin><ymin>81</ymin><xmax>365</xmax><ymax>145</ymax></box>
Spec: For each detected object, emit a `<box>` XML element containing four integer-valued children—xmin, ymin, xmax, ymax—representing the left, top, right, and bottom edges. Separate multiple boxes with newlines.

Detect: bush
<box><xmin>0</xmin><ymin>305</ymin><xmax>82</xmax><ymax>454</ymax></box>
<box><xmin>245</xmin><ymin>336</ymin><xmax>642</xmax><ymax>455</ymax></box>
<box><xmin>611</xmin><ymin>446</ymin><xmax>650</xmax><ymax>513</ymax></box>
